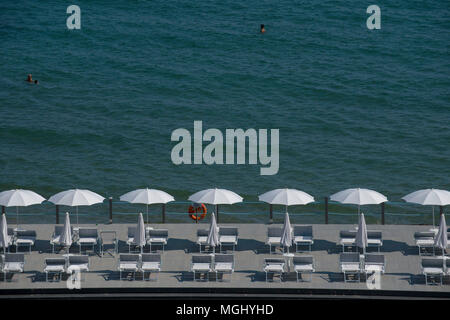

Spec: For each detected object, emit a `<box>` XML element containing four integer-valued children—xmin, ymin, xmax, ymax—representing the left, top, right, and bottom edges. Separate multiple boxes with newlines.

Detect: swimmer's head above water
<box><xmin>260</xmin><ymin>24</ymin><xmax>266</xmax><ymax>33</ymax></box>
<box><xmin>26</xmin><ymin>74</ymin><xmax>33</xmax><ymax>82</ymax></box>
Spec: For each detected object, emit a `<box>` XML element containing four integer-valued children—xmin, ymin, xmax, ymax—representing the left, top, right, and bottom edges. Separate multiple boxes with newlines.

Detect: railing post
<box><xmin>381</xmin><ymin>202</ymin><xmax>385</xmax><ymax>225</ymax></box>
<box><xmin>162</xmin><ymin>204</ymin><xmax>166</xmax><ymax>223</ymax></box>
<box><xmin>324</xmin><ymin>197</ymin><xmax>329</xmax><ymax>224</ymax></box>
<box><xmin>269</xmin><ymin>204</ymin><xmax>273</xmax><ymax>224</ymax></box>
<box><xmin>108</xmin><ymin>197</ymin><xmax>113</xmax><ymax>224</ymax></box>
<box><xmin>55</xmin><ymin>205</ymin><xmax>59</xmax><ymax>224</ymax></box>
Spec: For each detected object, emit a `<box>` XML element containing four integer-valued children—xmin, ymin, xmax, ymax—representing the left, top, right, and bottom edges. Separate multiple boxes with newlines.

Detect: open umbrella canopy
<box><xmin>259</xmin><ymin>188</ymin><xmax>315</xmax><ymax>206</ymax></box>
<box><xmin>402</xmin><ymin>189</ymin><xmax>450</xmax><ymax>228</ymax></box>
<box><xmin>120</xmin><ymin>188</ymin><xmax>174</xmax><ymax>204</ymax></box>
<box><xmin>356</xmin><ymin>213</ymin><xmax>368</xmax><ymax>253</ymax></box>
<box><xmin>330</xmin><ymin>188</ymin><xmax>387</xmax><ymax>206</ymax></box>
<box><xmin>280</xmin><ymin>211</ymin><xmax>293</xmax><ymax>252</ymax></box>
<box><xmin>60</xmin><ymin>212</ymin><xmax>73</xmax><ymax>248</ymax></box>
<box><xmin>188</xmin><ymin>188</ymin><xmax>243</xmax><ymax>205</ymax></box>
<box><xmin>0</xmin><ymin>214</ymin><xmax>9</xmax><ymax>251</ymax></box>
<box><xmin>0</xmin><ymin>189</ymin><xmax>45</xmax><ymax>207</ymax></box>
<box><xmin>0</xmin><ymin>189</ymin><xmax>46</xmax><ymax>228</ymax></box>
<box><xmin>434</xmin><ymin>214</ymin><xmax>448</xmax><ymax>252</ymax></box>
<box><xmin>48</xmin><ymin>189</ymin><xmax>105</xmax><ymax>206</ymax></box>
<box><xmin>135</xmin><ymin>212</ymin><xmax>146</xmax><ymax>252</ymax></box>
<box><xmin>402</xmin><ymin>189</ymin><xmax>450</xmax><ymax>206</ymax></box>
<box><xmin>48</xmin><ymin>189</ymin><xmax>105</xmax><ymax>226</ymax></box>
<box><xmin>207</xmin><ymin>212</ymin><xmax>220</xmax><ymax>252</ymax></box>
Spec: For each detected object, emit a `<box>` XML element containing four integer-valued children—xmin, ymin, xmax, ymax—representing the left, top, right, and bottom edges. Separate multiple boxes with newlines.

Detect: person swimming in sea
<box><xmin>260</xmin><ymin>24</ymin><xmax>266</xmax><ymax>33</ymax></box>
<box><xmin>26</xmin><ymin>74</ymin><xmax>33</xmax><ymax>82</ymax></box>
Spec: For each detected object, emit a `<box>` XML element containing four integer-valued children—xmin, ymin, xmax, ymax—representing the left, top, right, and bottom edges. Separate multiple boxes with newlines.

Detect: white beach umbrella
<box><xmin>356</xmin><ymin>213</ymin><xmax>368</xmax><ymax>255</ymax></box>
<box><xmin>0</xmin><ymin>189</ymin><xmax>46</xmax><ymax>228</ymax></box>
<box><xmin>0</xmin><ymin>214</ymin><xmax>9</xmax><ymax>253</ymax></box>
<box><xmin>188</xmin><ymin>188</ymin><xmax>243</xmax><ymax>222</ymax></box>
<box><xmin>434</xmin><ymin>214</ymin><xmax>447</xmax><ymax>257</ymax></box>
<box><xmin>259</xmin><ymin>188</ymin><xmax>315</xmax><ymax>206</ymax></box>
<box><xmin>207</xmin><ymin>212</ymin><xmax>220</xmax><ymax>253</ymax></box>
<box><xmin>135</xmin><ymin>213</ymin><xmax>146</xmax><ymax>253</ymax></box>
<box><xmin>330</xmin><ymin>188</ymin><xmax>388</xmax><ymax>222</ymax></box>
<box><xmin>280</xmin><ymin>211</ymin><xmax>293</xmax><ymax>253</ymax></box>
<box><xmin>48</xmin><ymin>189</ymin><xmax>105</xmax><ymax>226</ymax></box>
<box><xmin>402</xmin><ymin>189</ymin><xmax>450</xmax><ymax>228</ymax></box>
<box><xmin>60</xmin><ymin>212</ymin><xmax>73</xmax><ymax>250</ymax></box>
<box><xmin>120</xmin><ymin>188</ymin><xmax>174</xmax><ymax>225</ymax></box>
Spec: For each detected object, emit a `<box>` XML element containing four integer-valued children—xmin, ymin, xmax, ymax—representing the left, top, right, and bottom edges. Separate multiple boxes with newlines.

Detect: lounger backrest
<box><xmin>293</xmin><ymin>225</ymin><xmax>313</xmax><ymax>237</ymax></box>
<box><xmin>264</xmin><ymin>258</ymin><xmax>285</xmax><ymax>265</ymax></box>
<box><xmin>149</xmin><ymin>229</ymin><xmax>168</xmax><ymax>238</ymax></box>
<box><xmin>69</xmin><ymin>255</ymin><xmax>89</xmax><ymax>265</ymax></box>
<box><xmin>422</xmin><ymin>258</ymin><xmax>444</xmax><ymax>269</ymax></box>
<box><xmin>141</xmin><ymin>254</ymin><xmax>161</xmax><ymax>263</ymax></box>
<box><xmin>5</xmin><ymin>253</ymin><xmax>24</xmax><ymax>263</ymax></box>
<box><xmin>214</xmin><ymin>254</ymin><xmax>234</xmax><ymax>263</ymax></box>
<box><xmin>367</xmin><ymin>231</ymin><xmax>382</xmax><ymax>240</ymax></box>
<box><xmin>219</xmin><ymin>227</ymin><xmax>238</xmax><ymax>237</ymax></box>
<box><xmin>364</xmin><ymin>254</ymin><xmax>385</xmax><ymax>264</ymax></box>
<box><xmin>414</xmin><ymin>231</ymin><xmax>435</xmax><ymax>239</ymax></box>
<box><xmin>79</xmin><ymin>228</ymin><xmax>98</xmax><ymax>238</ymax></box>
<box><xmin>340</xmin><ymin>253</ymin><xmax>360</xmax><ymax>263</ymax></box>
<box><xmin>45</xmin><ymin>258</ymin><xmax>66</xmax><ymax>266</ymax></box>
<box><xmin>128</xmin><ymin>227</ymin><xmax>136</xmax><ymax>238</ymax></box>
<box><xmin>267</xmin><ymin>227</ymin><xmax>282</xmax><ymax>237</ymax></box>
<box><xmin>293</xmin><ymin>256</ymin><xmax>313</xmax><ymax>265</ymax></box>
<box><xmin>340</xmin><ymin>231</ymin><xmax>357</xmax><ymax>239</ymax></box>
<box><xmin>197</xmin><ymin>229</ymin><xmax>209</xmax><ymax>237</ymax></box>
<box><xmin>192</xmin><ymin>255</ymin><xmax>211</xmax><ymax>264</ymax></box>
<box><xmin>120</xmin><ymin>254</ymin><xmax>140</xmax><ymax>262</ymax></box>
<box><xmin>17</xmin><ymin>230</ymin><xmax>36</xmax><ymax>238</ymax></box>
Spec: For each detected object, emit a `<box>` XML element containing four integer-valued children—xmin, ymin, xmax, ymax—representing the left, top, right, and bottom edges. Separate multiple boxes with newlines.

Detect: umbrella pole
<box><xmin>432</xmin><ymin>206</ymin><xmax>435</xmax><ymax>228</ymax></box>
<box><xmin>146</xmin><ymin>204</ymin><xmax>149</xmax><ymax>225</ymax></box>
<box><xmin>16</xmin><ymin>207</ymin><xmax>19</xmax><ymax>229</ymax></box>
<box><xmin>76</xmin><ymin>206</ymin><xmax>79</xmax><ymax>226</ymax></box>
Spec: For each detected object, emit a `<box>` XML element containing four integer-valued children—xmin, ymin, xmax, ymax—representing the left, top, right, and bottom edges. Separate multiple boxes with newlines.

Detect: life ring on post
<box><xmin>189</xmin><ymin>203</ymin><xmax>207</xmax><ymax>221</ymax></box>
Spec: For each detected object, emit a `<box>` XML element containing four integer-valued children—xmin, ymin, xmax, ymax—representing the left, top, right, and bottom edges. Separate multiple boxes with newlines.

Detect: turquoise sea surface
<box><xmin>0</xmin><ymin>1</ymin><xmax>449</xmax><ymax>224</ymax></box>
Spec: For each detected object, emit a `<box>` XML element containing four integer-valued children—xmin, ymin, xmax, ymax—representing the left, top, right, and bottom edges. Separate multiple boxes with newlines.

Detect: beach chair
<box><xmin>66</xmin><ymin>255</ymin><xmax>89</xmax><ymax>282</ymax></box>
<box><xmin>50</xmin><ymin>225</ymin><xmax>74</xmax><ymax>253</ymax></box>
<box><xmin>196</xmin><ymin>229</ymin><xmax>209</xmax><ymax>253</ymax></box>
<box><xmin>99</xmin><ymin>231</ymin><xmax>118</xmax><ymax>257</ymax></box>
<box><xmin>191</xmin><ymin>255</ymin><xmax>212</xmax><ymax>281</ymax></box>
<box><xmin>414</xmin><ymin>231</ymin><xmax>435</xmax><ymax>256</ymax></box>
<box><xmin>2</xmin><ymin>253</ymin><xmax>25</xmax><ymax>281</ymax></box>
<box><xmin>147</xmin><ymin>229</ymin><xmax>168</xmax><ymax>253</ymax></box>
<box><xmin>421</xmin><ymin>258</ymin><xmax>444</xmax><ymax>285</ymax></box>
<box><xmin>293</xmin><ymin>256</ymin><xmax>315</xmax><ymax>282</ymax></box>
<box><xmin>44</xmin><ymin>258</ymin><xmax>66</xmax><ymax>282</ymax></box>
<box><xmin>126</xmin><ymin>227</ymin><xmax>140</xmax><ymax>253</ymax></box>
<box><xmin>339</xmin><ymin>252</ymin><xmax>361</xmax><ymax>282</ymax></box>
<box><xmin>213</xmin><ymin>254</ymin><xmax>234</xmax><ymax>282</ymax></box>
<box><xmin>15</xmin><ymin>230</ymin><xmax>36</xmax><ymax>253</ymax></box>
<box><xmin>76</xmin><ymin>228</ymin><xmax>99</xmax><ymax>254</ymax></box>
<box><xmin>263</xmin><ymin>258</ymin><xmax>285</xmax><ymax>282</ymax></box>
<box><xmin>140</xmin><ymin>253</ymin><xmax>161</xmax><ymax>281</ymax></box>
<box><xmin>339</xmin><ymin>230</ymin><xmax>357</xmax><ymax>252</ymax></box>
<box><xmin>293</xmin><ymin>225</ymin><xmax>314</xmax><ymax>252</ymax></box>
<box><xmin>363</xmin><ymin>254</ymin><xmax>385</xmax><ymax>276</ymax></box>
<box><xmin>118</xmin><ymin>254</ymin><xmax>140</xmax><ymax>280</ymax></box>
<box><xmin>367</xmin><ymin>231</ymin><xmax>383</xmax><ymax>252</ymax></box>
<box><xmin>266</xmin><ymin>227</ymin><xmax>282</xmax><ymax>254</ymax></box>
<box><xmin>219</xmin><ymin>227</ymin><xmax>238</xmax><ymax>252</ymax></box>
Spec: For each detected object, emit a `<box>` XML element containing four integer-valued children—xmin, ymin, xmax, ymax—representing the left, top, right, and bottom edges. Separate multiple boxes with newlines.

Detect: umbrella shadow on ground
<box><xmin>235</xmin><ymin>239</ymin><xmax>266</xmax><ymax>254</ymax></box>
<box><xmin>311</xmin><ymin>239</ymin><xmax>337</xmax><ymax>254</ymax></box>
<box><xmin>317</xmin><ymin>271</ymin><xmax>347</xmax><ymax>283</ymax></box>
<box><xmin>381</xmin><ymin>240</ymin><xmax>414</xmax><ymax>255</ymax></box>
<box><xmin>165</xmin><ymin>238</ymin><xmax>196</xmax><ymax>253</ymax></box>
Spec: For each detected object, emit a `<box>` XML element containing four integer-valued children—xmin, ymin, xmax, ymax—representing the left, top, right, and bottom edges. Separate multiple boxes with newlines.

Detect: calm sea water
<box><xmin>0</xmin><ymin>1</ymin><xmax>448</xmax><ymax>225</ymax></box>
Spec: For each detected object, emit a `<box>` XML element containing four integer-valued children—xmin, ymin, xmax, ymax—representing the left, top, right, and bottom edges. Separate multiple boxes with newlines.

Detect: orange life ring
<box><xmin>189</xmin><ymin>203</ymin><xmax>207</xmax><ymax>221</ymax></box>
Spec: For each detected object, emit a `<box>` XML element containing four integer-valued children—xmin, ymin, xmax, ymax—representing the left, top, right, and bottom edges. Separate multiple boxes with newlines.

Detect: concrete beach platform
<box><xmin>0</xmin><ymin>223</ymin><xmax>449</xmax><ymax>298</ymax></box>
